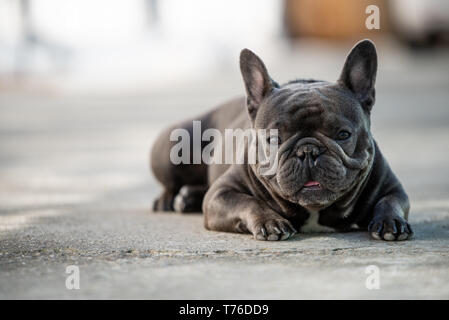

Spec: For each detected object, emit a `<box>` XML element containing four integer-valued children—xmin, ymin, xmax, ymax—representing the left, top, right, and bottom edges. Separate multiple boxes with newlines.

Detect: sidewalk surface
<box><xmin>1</xmin><ymin>43</ymin><xmax>449</xmax><ymax>299</ymax></box>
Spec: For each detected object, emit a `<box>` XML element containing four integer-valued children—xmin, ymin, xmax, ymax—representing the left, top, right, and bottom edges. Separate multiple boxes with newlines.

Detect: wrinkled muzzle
<box><xmin>275</xmin><ymin>132</ymin><xmax>371</xmax><ymax>199</ymax></box>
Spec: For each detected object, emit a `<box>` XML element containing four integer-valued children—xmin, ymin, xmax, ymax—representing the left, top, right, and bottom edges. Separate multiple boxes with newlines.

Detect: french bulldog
<box><xmin>150</xmin><ymin>39</ymin><xmax>413</xmax><ymax>241</ymax></box>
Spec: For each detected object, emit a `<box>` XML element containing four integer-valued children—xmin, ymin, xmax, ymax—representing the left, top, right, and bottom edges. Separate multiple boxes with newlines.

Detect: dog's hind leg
<box><xmin>173</xmin><ymin>185</ymin><xmax>208</xmax><ymax>213</ymax></box>
<box><xmin>150</xmin><ymin>121</ymin><xmax>208</xmax><ymax>212</ymax></box>
<box><xmin>153</xmin><ymin>189</ymin><xmax>177</xmax><ymax>211</ymax></box>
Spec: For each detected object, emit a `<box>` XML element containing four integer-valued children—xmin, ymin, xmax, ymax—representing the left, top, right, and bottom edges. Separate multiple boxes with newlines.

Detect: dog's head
<box><xmin>240</xmin><ymin>40</ymin><xmax>377</xmax><ymax>209</ymax></box>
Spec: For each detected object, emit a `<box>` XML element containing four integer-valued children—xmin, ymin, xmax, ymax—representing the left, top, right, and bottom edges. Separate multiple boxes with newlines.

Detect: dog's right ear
<box><xmin>240</xmin><ymin>49</ymin><xmax>278</xmax><ymax>121</ymax></box>
<box><xmin>337</xmin><ymin>39</ymin><xmax>377</xmax><ymax>113</ymax></box>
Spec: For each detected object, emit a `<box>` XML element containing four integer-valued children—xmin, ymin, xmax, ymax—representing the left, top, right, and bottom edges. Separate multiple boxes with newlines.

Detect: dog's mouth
<box><xmin>301</xmin><ymin>181</ymin><xmax>322</xmax><ymax>191</ymax></box>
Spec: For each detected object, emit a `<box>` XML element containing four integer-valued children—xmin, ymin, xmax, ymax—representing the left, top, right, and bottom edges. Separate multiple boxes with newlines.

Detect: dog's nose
<box><xmin>297</xmin><ymin>144</ymin><xmax>321</xmax><ymax>161</ymax></box>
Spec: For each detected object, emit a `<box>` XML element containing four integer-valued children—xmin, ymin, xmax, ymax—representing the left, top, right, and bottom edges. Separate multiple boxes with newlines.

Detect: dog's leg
<box><xmin>203</xmin><ymin>187</ymin><xmax>297</xmax><ymax>241</ymax></box>
<box><xmin>173</xmin><ymin>185</ymin><xmax>208</xmax><ymax>213</ymax></box>
<box><xmin>150</xmin><ymin>120</ymin><xmax>208</xmax><ymax>212</ymax></box>
<box><xmin>368</xmin><ymin>190</ymin><xmax>413</xmax><ymax>241</ymax></box>
<box><xmin>153</xmin><ymin>189</ymin><xmax>177</xmax><ymax>211</ymax></box>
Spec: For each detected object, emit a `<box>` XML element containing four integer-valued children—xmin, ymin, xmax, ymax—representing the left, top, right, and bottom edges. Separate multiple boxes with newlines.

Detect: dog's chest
<box><xmin>300</xmin><ymin>209</ymin><xmax>336</xmax><ymax>233</ymax></box>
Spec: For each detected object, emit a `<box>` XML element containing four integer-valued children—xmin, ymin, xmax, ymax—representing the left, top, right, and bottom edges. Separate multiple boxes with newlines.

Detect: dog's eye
<box><xmin>337</xmin><ymin>130</ymin><xmax>351</xmax><ymax>140</ymax></box>
<box><xmin>267</xmin><ymin>135</ymin><xmax>280</xmax><ymax>145</ymax></box>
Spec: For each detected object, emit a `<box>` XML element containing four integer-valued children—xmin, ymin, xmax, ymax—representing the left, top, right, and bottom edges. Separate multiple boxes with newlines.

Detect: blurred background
<box><xmin>1</xmin><ymin>0</ymin><xmax>449</xmax><ymax>236</ymax></box>
<box><xmin>1</xmin><ymin>0</ymin><xmax>449</xmax><ymax>93</ymax></box>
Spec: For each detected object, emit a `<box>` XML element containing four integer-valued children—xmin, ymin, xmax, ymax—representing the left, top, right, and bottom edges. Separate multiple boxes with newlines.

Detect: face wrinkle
<box><xmin>252</xmin><ymin>123</ymin><xmax>375</xmax><ymax>210</ymax></box>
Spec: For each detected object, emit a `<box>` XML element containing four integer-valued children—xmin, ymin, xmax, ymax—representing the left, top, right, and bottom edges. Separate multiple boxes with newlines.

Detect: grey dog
<box><xmin>150</xmin><ymin>39</ymin><xmax>413</xmax><ymax>241</ymax></box>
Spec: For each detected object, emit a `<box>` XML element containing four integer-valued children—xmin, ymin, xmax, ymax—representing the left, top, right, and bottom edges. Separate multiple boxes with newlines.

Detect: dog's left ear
<box><xmin>338</xmin><ymin>39</ymin><xmax>377</xmax><ymax>113</ymax></box>
<box><xmin>240</xmin><ymin>49</ymin><xmax>278</xmax><ymax>121</ymax></box>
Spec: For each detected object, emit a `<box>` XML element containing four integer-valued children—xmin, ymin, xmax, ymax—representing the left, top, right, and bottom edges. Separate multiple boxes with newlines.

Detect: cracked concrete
<box><xmin>1</xmin><ymin>42</ymin><xmax>449</xmax><ymax>299</ymax></box>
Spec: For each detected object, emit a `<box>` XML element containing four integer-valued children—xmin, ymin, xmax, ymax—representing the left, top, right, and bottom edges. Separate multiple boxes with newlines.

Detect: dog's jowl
<box><xmin>150</xmin><ymin>39</ymin><xmax>413</xmax><ymax>241</ymax></box>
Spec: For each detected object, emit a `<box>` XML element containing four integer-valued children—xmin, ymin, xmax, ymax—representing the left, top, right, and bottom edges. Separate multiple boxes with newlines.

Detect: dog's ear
<box><xmin>338</xmin><ymin>39</ymin><xmax>377</xmax><ymax>113</ymax></box>
<box><xmin>240</xmin><ymin>49</ymin><xmax>278</xmax><ymax>120</ymax></box>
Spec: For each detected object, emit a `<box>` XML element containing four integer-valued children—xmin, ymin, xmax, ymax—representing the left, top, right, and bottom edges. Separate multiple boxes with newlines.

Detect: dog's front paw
<box><xmin>368</xmin><ymin>215</ymin><xmax>413</xmax><ymax>241</ymax></box>
<box><xmin>252</xmin><ymin>218</ymin><xmax>297</xmax><ymax>241</ymax></box>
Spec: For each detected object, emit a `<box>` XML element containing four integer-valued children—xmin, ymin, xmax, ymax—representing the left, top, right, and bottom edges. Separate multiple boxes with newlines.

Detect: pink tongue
<box><xmin>304</xmin><ymin>181</ymin><xmax>320</xmax><ymax>187</ymax></box>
